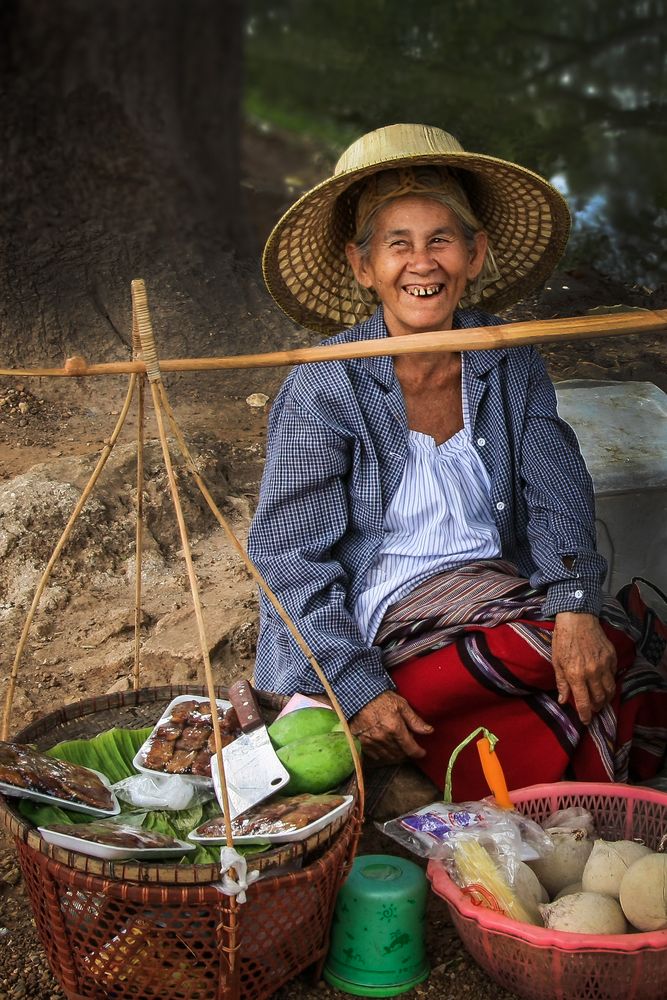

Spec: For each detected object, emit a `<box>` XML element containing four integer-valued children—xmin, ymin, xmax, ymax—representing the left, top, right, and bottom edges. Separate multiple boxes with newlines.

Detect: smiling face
<box><xmin>345</xmin><ymin>195</ymin><xmax>488</xmax><ymax>338</ymax></box>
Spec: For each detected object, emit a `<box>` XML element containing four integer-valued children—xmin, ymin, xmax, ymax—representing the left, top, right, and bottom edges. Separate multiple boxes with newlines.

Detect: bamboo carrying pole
<box><xmin>0</xmin><ymin>308</ymin><xmax>665</xmax><ymax>379</ymax></box>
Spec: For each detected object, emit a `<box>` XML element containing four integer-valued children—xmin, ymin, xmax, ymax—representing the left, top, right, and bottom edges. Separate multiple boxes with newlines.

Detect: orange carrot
<box><xmin>476</xmin><ymin>736</ymin><xmax>513</xmax><ymax>809</ymax></box>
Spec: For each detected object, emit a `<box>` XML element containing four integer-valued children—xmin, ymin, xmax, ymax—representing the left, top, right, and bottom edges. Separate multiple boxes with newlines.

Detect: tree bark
<box><xmin>0</xmin><ymin>0</ymin><xmax>266</xmax><ymax>365</ymax></box>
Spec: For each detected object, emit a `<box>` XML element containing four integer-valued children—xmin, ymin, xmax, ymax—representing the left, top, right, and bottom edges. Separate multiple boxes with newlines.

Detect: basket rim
<box><xmin>427</xmin><ymin>780</ymin><xmax>667</xmax><ymax>953</ymax></box>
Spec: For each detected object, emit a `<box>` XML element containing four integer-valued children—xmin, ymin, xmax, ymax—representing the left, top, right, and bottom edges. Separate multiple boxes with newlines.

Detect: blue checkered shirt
<box><xmin>248</xmin><ymin>306</ymin><xmax>607</xmax><ymax>718</ymax></box>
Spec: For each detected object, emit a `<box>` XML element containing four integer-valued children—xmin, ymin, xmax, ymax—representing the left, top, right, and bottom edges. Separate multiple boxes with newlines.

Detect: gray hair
<box><xmin>349</xmin><ymin>190</ymin><xmax>500</xmax><ymax>308</ymax></box>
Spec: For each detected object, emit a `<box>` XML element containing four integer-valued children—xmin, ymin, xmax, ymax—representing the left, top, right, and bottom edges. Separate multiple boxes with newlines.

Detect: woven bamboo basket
<box><xmin>0</xmin><ymin>280</ymin><xmax>363</xmax><ymax>1000</ymax></box>
<box><xmin>1</xmin><ymin>686</ymin><xmax>360</xmax><ymax>1000</ymax></box>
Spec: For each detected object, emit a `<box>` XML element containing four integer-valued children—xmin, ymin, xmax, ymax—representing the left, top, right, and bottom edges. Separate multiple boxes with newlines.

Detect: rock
<box><xmin>245</xmin><ymin>392</ymin><xmax>269</xmax><ymax>408</ymax></box>
<box><xmin>105</xmin><ymin>676</ymin><xmax>130</xmax><ymax>694</ymax></box>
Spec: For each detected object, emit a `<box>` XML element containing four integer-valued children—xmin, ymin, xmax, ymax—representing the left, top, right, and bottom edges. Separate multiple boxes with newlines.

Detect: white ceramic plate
<box><xmin>188</xmin><ymin>794</ymin><xmax>354</xmax><ymax>845</ymax></box>
<box><xmin>132</xmin><ymin>694</ymin><xmax>232</xmax><ymax>787</ymax></box>
<box><xmin>0</xmin><ymin>766</ymin><xmax>120</xmax><ymax>817</ymax></box>
<box><xmin>38</xmin><ymin>825</ymin><xmax>196</xmax><ymax>861</ymax></box>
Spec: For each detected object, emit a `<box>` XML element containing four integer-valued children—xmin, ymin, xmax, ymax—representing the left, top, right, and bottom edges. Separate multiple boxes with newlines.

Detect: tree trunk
<box><xmin>0</xmin><ymin>0</ymin><xmax>267</xmax><ymax>365</ymax></box>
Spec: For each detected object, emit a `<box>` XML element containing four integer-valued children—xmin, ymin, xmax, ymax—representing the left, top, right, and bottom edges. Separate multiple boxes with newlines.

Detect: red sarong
<box><xmin>375</xmin><ymin>561</ymin><xmax>667</xmax><ymax>801</ymax></box>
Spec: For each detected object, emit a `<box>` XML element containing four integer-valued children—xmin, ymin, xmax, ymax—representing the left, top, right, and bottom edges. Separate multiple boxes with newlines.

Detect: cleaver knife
<box><xmin>212</xmin><ymin>678</ymin><xmax>290</xmax><ymax>819</ymax></box>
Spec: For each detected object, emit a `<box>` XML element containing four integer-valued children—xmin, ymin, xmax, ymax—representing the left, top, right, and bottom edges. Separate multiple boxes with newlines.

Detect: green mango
<box><xmin>276</xmin><ymin>732</ymin><xmax>360</xmax><ymax>794</ymax></box>
<box><xmin>268</xmin><ymin>707</ymin><xmax>338</xmax><ymax>748</ymax></box>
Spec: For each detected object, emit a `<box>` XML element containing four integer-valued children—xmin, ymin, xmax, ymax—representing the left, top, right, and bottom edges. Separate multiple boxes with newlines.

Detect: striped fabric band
<box><xmin>377</xmin><ymin>560</ymin><xmax>667</xmax><ymax>782</ymax></box>
<box><xmin>376</xmin><ymin>559</ymin><xmax>640</xmax><ymax>668</ymax></box>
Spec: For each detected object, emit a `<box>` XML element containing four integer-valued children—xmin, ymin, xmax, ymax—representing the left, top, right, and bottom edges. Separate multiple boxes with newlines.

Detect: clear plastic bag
<box><xmin>445</xmin><ymin>836</ymin><xmax>539</xmax><ymax>923</ymax></box>
<box><xmin>541</xmin><ymin>806</ymin><xmax>597</xmax><ymax>837</ymax></box>
<box><xmin>380</xmin><ymin>799</ymin><xmax>551</xmax><ymax>884</ymax></box>
<box><xmin>112</xmin><ymin>773</ymin><xmax>215</xmax><ymax>811</ymax></box>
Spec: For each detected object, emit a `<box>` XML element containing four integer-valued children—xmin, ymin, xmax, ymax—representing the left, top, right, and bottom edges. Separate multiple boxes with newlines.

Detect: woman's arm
<box><xmin>518</xmin><ymin>348</ymin><xmax>616</xmax><ymax>722</ymax></box>
<box><xmin>519</xmin><ymin>347</ymin><xmax>608</xmax><ymax>616</ymax></box>
<box><xmin>248</xmin><ymin>373</ymin><xmax>392</xmax><ymax>719</ymax></box>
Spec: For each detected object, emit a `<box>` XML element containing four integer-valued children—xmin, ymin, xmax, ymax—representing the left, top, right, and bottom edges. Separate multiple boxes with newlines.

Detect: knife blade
<box><xmin>213</xmin><ymin>678</ymin><xmax>290</xmax><ymax>819</ymax></box>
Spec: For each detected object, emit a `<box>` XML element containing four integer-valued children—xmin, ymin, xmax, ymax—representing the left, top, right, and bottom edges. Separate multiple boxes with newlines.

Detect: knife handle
<box><xmin>227</xmin><ymin>678</ymin><xmax>263</xmax><ymax>733</ymax></box>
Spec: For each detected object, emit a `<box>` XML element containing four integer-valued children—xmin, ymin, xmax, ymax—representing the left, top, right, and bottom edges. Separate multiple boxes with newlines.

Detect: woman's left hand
<box><xmin>551</xmin><ymin>612</ymin><xmax>617</xmax><ymax>724</ymax></box>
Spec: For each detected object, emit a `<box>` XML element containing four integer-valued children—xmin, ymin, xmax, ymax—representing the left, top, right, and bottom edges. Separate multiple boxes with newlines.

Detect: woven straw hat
<box><xmin>262</xmin><ymin>123</ymin><xmax>571</xmax><ymax>334</ymax></box>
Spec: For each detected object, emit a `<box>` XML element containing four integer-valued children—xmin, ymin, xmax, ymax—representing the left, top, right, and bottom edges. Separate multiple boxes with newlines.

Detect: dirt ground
<box><xmin>0</xmin><ymin>123</ymin><xmax>666</xmax><ymax>1000</ymax></box>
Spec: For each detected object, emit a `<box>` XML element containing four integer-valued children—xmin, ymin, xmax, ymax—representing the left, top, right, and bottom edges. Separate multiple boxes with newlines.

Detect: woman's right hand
<box><xmin>349</xmin><ymin>690</ymin><xmax>433</xmax><ymax>764</ymax></box>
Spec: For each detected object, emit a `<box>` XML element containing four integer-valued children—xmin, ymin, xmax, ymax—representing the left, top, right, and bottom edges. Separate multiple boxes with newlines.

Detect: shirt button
<box><xmin>495</xmin><ymin>501</ymin><xmax>505</xmax><ymax>511</ymax></box>
<box><xmin>574</xmin><ymin>589</ymin><xmax>584</xmax><ymax>598</ymax></box>
<box><xmin>477</xmin><ymin>437</ymin><xmax>486</xmax><ymax>447</ymax></box>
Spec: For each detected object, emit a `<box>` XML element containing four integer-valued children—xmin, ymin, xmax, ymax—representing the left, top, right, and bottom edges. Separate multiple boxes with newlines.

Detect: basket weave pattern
<box><xmin>1</xmin><ymin>686</ymin><xmax>361</xmax><ymax>1000</ymax></box>
<box><xmin>16</xmin><ymin>818</ymin><xmax>356</xmax><ymax>1000</ymax></box>
<box><xmin>428</xmin><ymin>782</ymin><xmax>667</xmax><ymax>1000</ymax></box>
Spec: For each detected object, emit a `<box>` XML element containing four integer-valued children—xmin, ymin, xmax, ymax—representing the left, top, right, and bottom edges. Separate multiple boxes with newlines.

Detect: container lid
<box><xmin>554</xmin><ymin>381</ymin><xmax>667</xmax><ymax>494</ymax></box>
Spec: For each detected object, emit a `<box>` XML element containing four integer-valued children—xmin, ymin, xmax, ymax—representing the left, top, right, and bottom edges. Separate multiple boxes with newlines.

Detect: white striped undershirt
<box><xmin>354</xmin><ymin>359</ymin><xmax>501</xmax><ymax>644</ymax></box>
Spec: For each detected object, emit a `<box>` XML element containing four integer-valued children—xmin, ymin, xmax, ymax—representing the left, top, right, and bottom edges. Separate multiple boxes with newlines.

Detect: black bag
<box><xmin>616</xmin><ymin>576</ymin><xmax>667</xmax><ymax>670</ymax></box>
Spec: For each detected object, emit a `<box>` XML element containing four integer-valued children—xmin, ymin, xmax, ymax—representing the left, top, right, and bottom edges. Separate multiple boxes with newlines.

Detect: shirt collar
<box><xmin>354</xmin><ymin>306</ymin><xmax>506</xmax><ymax>386</ymax></box>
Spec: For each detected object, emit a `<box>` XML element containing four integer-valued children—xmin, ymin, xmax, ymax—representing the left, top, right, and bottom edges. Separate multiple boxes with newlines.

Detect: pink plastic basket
<box><xmin>427</xmin><ymin>782</ymin><xmax>667</xmax><ymax>1000</ymax></box>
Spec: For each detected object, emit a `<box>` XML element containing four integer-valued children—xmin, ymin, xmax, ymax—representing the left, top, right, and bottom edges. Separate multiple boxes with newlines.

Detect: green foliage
<box><xmin>246</xmin><ymin>0</ymin><xmax>667</xmax><ymax>166</ymax></box>
<box><xmin>245</xmin><ymin>0</ymin><xmax>667</xmax><ymax>284</ymax></box>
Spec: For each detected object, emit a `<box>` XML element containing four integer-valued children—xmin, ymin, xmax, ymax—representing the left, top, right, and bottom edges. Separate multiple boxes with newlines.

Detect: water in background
<box><xmin>245</xmin><ymin>1</ymin><xmax>667</xmax><ymax>288</ymax></box>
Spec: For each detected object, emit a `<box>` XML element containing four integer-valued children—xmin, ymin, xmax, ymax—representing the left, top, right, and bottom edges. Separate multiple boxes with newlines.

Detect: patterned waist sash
<box><xmin>375</xmin><ymin>559</ymin><xmax>636</xmax><ymax>669</ymax></box>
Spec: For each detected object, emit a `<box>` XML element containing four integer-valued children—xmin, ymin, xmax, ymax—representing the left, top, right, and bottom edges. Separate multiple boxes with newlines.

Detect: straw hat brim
<box><xmin>262</xmin><ymin>148</ymin><xmax>571</xmax><ymax>335</ymax></box>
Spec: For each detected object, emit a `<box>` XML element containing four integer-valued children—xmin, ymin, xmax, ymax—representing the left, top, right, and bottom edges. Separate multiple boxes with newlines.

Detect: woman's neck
<box><xmin>394</xmin><ymin>352</ymin><xmax>463</xmax><ymax>445</ymax></box>
<box><xmin>393</xmin><ymin>350</ymin><xmax>461</xmax><ymax>387</ymax></box>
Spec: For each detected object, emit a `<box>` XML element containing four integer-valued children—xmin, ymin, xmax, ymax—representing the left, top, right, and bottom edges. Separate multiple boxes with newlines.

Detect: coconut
<box><xmin>582</xmin><ymin>839</ymin><xmax>653</xmax><ymax>898</ymax></box>
<box><xmin>552</xmin><ymin>880</ymin><xmax>583</xmax><ymax>901</ymax></box>
<box><xmin>514</xmin><ymin>861</ymin><xmax>549</xmax><ymax>904</ymax></box>
<box><xmin>619</xmin><ymin>853</ymin><xmax>667</xmax><ymax>931</ymax></box>
<box><xmin>512</xmin><ymin>862</ymin><xmax>547</xmax><ymax>923</ymax></box>
<box><xmin>527</xmin><ymin>828</ymin><xmax>594</xmax><ymax>897</ymax></box>
<box><xmin>539</xmin><ymin>892</ymin><xmax>628</xmax><ymax>934</ymax></box>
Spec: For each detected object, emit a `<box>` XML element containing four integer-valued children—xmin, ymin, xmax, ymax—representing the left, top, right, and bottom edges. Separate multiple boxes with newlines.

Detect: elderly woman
<box><xmin>248</xmin><ymin>124</ymin><xmax>666</xmax><ymax>799</ymax></box>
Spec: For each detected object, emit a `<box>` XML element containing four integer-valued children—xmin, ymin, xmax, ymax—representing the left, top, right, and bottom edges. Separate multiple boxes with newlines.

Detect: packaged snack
<box><xmin>0</xmin><ymin>740</ymin><xmax>118</xmax><ymax>815</ymax></box>
<box><xmin>190</xmin><ymin>792</ymin><xmax>353</xmax><ymax>844</ymax></box>
<box><xmin>133</xmin><ymin>695</ymin><xmax>239</xmax><ymax>782</ymax></box>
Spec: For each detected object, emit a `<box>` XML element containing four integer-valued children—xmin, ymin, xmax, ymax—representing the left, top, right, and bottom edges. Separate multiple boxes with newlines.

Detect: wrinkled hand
<box><xmin>552</xmin><ymin>612</ymin><xmax>617</xmax><ymax>725</ymax></box>
<box><xmin>349</xmin><ymin>690</ymin><xmax>433</xmax><ymax>764</ymax></box>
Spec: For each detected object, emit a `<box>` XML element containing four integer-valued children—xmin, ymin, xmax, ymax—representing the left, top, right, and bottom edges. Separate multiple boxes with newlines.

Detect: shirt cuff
<box><xmin>296</xmin><ymin>665</ymin><xmax>394</xmax><ymax>719</ymax></box>
<box><xmin>543</xmin><ymin>577</ymin><xmax>603</xmax><ymax>617</ymax></box>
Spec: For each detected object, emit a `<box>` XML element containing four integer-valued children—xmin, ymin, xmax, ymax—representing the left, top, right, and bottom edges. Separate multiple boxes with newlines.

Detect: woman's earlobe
<box><xmin>468</xmin><ymin>231</ymin><xmax>489</xmax><ymax>279</ymax></box>
<box><xmin>345</xmin><ymin>242</ymin><xmax>362</xmax><ymax>278</ymax></box>
<box><xmin>346</xmin><ymin>242</ymin><xmax>373</xmax><ymax>289</ymax></box>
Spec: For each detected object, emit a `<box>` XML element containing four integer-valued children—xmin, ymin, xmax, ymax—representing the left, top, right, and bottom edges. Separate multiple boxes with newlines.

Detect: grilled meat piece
<box><xmin>152</xmin><ymin>720</ymin><xmax>181</xmax><ymax>742</ymax></box>
<box><xmin>143</xmin><ymin>738</ymin><xmax>175</xmax><ymax>771</ymax></box>
<box><xmin>175</xmin><ymin>723</ymin><xmax>210</xmax><ymax>752</ymax></box>
<box><xmin>220</xmin><ymin>706</ymin><xmax>240</xmax><ymax>734</ymax></box>
<box><xmin>44</xmin><ymin>821</ymin><xmax>180</xmax><ymax>849</ymax></box>
<box><xmin>206</xmin><ymin>730</ymin><xmax>236</xmax><ymax>755</ymax></box>
<box><xmin>0</xmin><ymin>741</ymin><xmax>114</xmax><ymax>810</ymax></box>
<box><xmin>165</xmin><ymin>749</ymin><xmax>197</xmax><ymax>774</ymax></box>
<box><xmin>190</xmin><ymin>749</ymin><xmax>213</xmax><ymax>777</ymax></box>
<box><xmin>169</xmin><ymin>700</ymin><xmax>201</xmax><ymax>725</ymax></box>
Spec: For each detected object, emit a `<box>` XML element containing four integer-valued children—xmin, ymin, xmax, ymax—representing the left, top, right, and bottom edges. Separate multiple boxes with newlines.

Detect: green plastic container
<box><xmin>323</xmin><ymin>854</ymin><xmax>429</xmax><ymax>997</ymax></box>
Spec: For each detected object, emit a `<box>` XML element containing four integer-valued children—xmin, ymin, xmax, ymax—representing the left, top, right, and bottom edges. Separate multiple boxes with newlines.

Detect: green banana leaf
<box><xmin>45</xmin><ymin>726</ymin><xmax>152</xmax><ymax>783</ymax></box>
<box><xmin>19</xmin><ymin>729</ymin><xmax>269</xmax><ymax>863</ymax></box>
